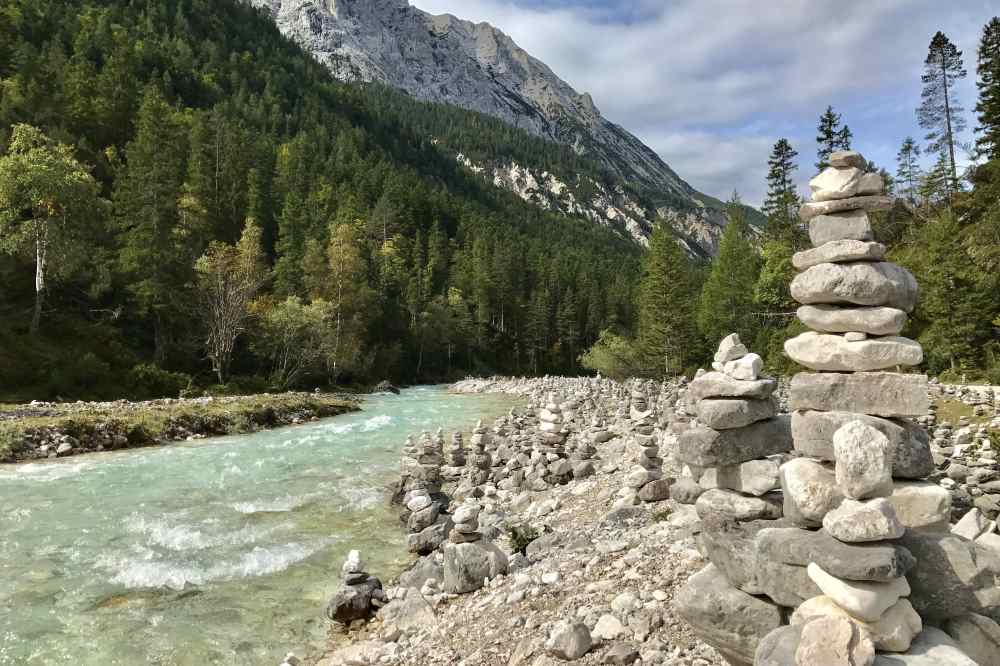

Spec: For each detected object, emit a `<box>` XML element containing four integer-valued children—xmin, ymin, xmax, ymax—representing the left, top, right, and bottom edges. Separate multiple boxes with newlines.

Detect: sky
<box><xmin>411</xmin><ymin>0</ymin><xmax>995</xmax><ymax>207</ymax></box>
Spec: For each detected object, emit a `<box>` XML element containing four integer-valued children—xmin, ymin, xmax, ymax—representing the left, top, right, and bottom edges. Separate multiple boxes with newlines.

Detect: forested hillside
<box><xmin>0</xmin><ymin>0</ymin><xmax>642</xmax><ymax>400</ymax></box>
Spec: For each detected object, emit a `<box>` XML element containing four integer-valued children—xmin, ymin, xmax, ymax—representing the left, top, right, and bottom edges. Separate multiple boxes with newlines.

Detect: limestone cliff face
<box><xmin>246</xmin><ymin>0</ymin><xmax>732</xmax><ymax>254</ymax></box>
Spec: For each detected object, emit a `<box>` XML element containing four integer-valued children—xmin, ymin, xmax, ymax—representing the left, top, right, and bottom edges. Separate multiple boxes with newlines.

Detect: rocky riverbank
<box><xmin>0</xmin><ymin>392</ymin><xmax>358</xmax><ymax>463</ymax></box>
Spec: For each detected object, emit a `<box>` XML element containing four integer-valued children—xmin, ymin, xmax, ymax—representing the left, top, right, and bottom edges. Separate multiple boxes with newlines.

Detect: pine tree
<box><xmin>896</xmin><ymin>137</ymin><xmax>923</xmax><ymax>204</ymax></box>
<box><xmin>918</xmin><ymin>31</ymin><xmax>968</xmax><ymax>192</ymax></box>
<box><xmin>975</xmin><ymin>17</ymin><xmax>1000</xmax><ymax>161</ymax></box>
<box><xmin>919</xmin><ymin>152</ymin><xmax>952</xmax><ymax>205</ymax></box>
<box><xmin>637</xmin><ymin>223</ymin><xmax>702</xmax><ymax>376</ymax></box>
<box><xmin>761</xmin><ymin>139</ymin><xmax>800</xmax><ymax>239</ymax></box>
<box><xmin>816</xmin><ymin>106</ymin><xmax>852</xmax><ymax>171</ymax></box>
<box><xmin>697</xmin><ymin>195</ymin><xmax>762</xmax><ymax>349</ymax></box>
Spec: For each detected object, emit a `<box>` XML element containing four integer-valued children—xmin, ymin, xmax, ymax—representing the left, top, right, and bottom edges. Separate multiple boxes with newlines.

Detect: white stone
<box><xmin>811</xmin><ymin>166</ymin><xmax>865</xmax><ymax>201</ymax></box>
<box><xmin>793</xmin><ymin>240</ymin><xmax>886</xmax><ymax>270</ymax></box>
<box><xmin>889</xmin><ymin>482</ymin><xmax>952</xmax><ymax>532</ymax></box>
<box><xmin>797</xmin><ymin>305</ymin><xmax>907</xmax><ymax>336</ymax></box>
<box><xmin>793</xmin><ymin>596</ymin><xmax>922</xmax><ymax>653</ymax></box>
<box><xmin>785</xmin><ymin>332</ymin><xmax>923</xmax><ymax>372</ymax></box>
<box><xmin>809</xmin><ymin>209</ymin><xmax>874</xmax><ymax>245</ymax></box>
<box><xmin>791</xmin><ymin>262</ymin><xmax>919</xmax><ymax>313</ymax></box>
<box><xmin>714</xmin><ymin>333</ymin><xmax>748</xmax><ymax>363</ymax></box>
<box><xmin>845</xmin><ymin>331</ymin><xmax>868</xmax><ymax>342</ymax></box>
<box><xmin>823</xmin><ymin>498</ymin><xmax>905</xmax><ymax>543</ymax></box>
<box><xmin>858</xmin><ymin>172</ymin><xmax>885</xmax><ymax>196</ymax></box>
<box><xmin>592</xmin><ymin>614</ymin><xmax>627</xmax><ymax>641</ymax></box>
<box><xmin>834</xmin><ymin>420</ymin><xmax>894</xmax><ymax>500</ymax></box>
<box><xmin>952</xmin><ymin>508</ymin><xmax>990</xmax><ymax>541</ymax></box>
<box><xmin>830</xmin><ymin>150</ymin><xmax>867</xmax><ymax>169</ymax></box>
<box><xmin>780</xmin><ymin>458</ymin><xmax>844</xmax><ymax>526</ymax></box>
<box><xmin>806</xmin><ymin>562</ymin><xmax>910</xmax><ymax>622</ymax></box>
<box><xmin>723</xmin><ymin>353</ymin><xmax>763</xmax><ymax>381</ymax></box>
<box><xmin>342</xmin><ymin>549</ymin><xmax>365</xmax><ymax>575</ymax></box>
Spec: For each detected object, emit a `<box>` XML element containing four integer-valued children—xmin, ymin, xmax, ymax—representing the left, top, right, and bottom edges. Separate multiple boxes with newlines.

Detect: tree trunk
<box><xmin>942</xmin><ymin>60</ymin><xmax>958</xmax><ymax>191</ymax></box>
<box><xmin>30</xmin><ymin>224</ymin><xmax>48</xmax><ymax>336</ymax></box>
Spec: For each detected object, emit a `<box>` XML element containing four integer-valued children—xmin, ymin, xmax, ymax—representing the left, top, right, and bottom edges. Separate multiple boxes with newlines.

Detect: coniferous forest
<box><xmin>0</xmin><ymin>0</ymin><xmax>642</xmax><ymax>400</ymax></box>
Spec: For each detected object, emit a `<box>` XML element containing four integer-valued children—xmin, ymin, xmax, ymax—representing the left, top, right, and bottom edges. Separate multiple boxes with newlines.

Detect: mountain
<box><xmin>245</xmin><ymin>0</ymin><xmax>757</xmax><ymax>255</ymax></box>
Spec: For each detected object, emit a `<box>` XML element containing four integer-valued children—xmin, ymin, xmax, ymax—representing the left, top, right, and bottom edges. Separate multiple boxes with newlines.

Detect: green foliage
<box><xmin>918</xmin><ymin>31</ymin><xmax>967</xmax><ymax>192</ymax></box>
<box><xmin>128</xmin><ymin>363</ymin><xmax>192</xmax><ymax>400</ymax></box>
<box><xmin>762</xmin><ymin>139</ymin><xmax>800</xmax><ymax>230</ymax></box>
<box><xmin>506</xmin><ymin>523</ymin><xmax>541</xmax><ymax>556</ymax></box>
<box><xmin>977</xmin><ymin>17</ymin><xmax>1000</xmax><ymax>161</ymax></box>
<box><xmin>579</xmin><ymin>329</ymin><xmax>643</xmax><ymax>381</ymax></box>
<box><xmin>815</xmin><ymin>105</ymin><xmax>852</xmax><ymax>171</ymax></box>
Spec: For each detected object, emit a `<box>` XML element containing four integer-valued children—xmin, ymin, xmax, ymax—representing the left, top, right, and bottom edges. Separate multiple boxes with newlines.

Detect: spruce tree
<box><xmin>896</xmin><ymin>137</ymin><xmax>923</xmax><ymax>204</ymax></box>
<box><xmin>762</xmin><ymin>139</ymin><xmax>800</xmax><ymax>240</ymax></box>
<box><xmin>697</xmin><ymin>195</ymin><xmax>762</xmax><ymax>349</ymax></box>
<box><xmin>637</xmin><ymin>222</ymin><xmax>702</xmax><ymax>376</ymax></box>
<box><xmin>975</xmin><ymin>17</ymin><xmax>1000</xmax><ymax>161</ymax></box>
<box><xmin>918</xmin><ymin>31</ymin><xmax>967</xmax><ymax>192</ymax></box>
<box><xmin>815</xmin><ymin>106</ymin><xmax>852</xmax><ymax>171</ymax></box>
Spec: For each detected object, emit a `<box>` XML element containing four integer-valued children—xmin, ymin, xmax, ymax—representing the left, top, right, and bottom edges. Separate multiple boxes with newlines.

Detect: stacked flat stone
<box><xmin>616</xmin><ymin>389</ymin><xmax>670</xmax><ymax>505</ymax></box>
<box><xmin>445</xmin><ymin>431</ymin><xmax>466</xmax><ymax>468</ymax></box>
<box><xmin>567</xmin><ymin>431</ymin><xmax>597</xmax><ymax>479</ymax></box>
<box><xmin>326</xmin><ymin>549</ymin><xmax>386</xmax><ymax>625</ymax></box>
<box><xmin>414</xmin><ymin>430</ymin><xmax>444</xmax><ymax>495</ymax></box>
<box><xmin>466</xmin><ymin>420</ymin><xmax>492</xmax><ymax>486</ymax></box>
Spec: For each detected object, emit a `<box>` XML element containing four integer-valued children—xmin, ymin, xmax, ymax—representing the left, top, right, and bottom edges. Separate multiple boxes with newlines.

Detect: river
<box><xmin>0</xmin><ymin>387</ymin><xmax>515</xmax><ymax>665</ymax></box>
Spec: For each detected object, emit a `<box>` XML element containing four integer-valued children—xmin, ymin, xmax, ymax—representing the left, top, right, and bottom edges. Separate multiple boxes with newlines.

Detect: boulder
<box><xmin>794</xmin><ymin>596</ymin><xmax>922</xmax><ymax>653</ymax></box>
<box><xmin>806</xmin><ymin>562</ymin><xmax>910</xmax><ymax>622</ymax></box>
<box><xmin>795</xmin><ymin>615</ymin><xmax>876</xmax><ymax>666</ymax></box>
<box><xmin>673</xmin><ymin>564</ymin><xmax>783</xmax><ymax>666</ymax></box>
<box><xmin>716</xmin><ymin>458</ymin><xmax>781</xmax><ymax>497</ymax></box>
<box><xmin>545</xmin><ymin>621</ymin><xmax>592</xmax><ymax>660</ymax></box>
<box><xmin>677</xmin><ymin>416</ymin><xmax>792</xmax><ymax>467</ymax></box>
<box><xmin>398</xmin><ymin>555</ymin><xmax>444</xmax><ymax>590</ymax></box>
<box><xmin>898</xmin><ymin>530</ymin><xmax>1000</xmax><ymax>622</ymax></box>
<box><xmin>637</xmin><ymin>478</ymin><xmax>672</xmax><ymax>502</ymax></box>
<box><xmin>788</xmin><ymin>372</ymin><xmax>929</xmax><ymax>418</ymax></box>
<box><xmin>822</xmin><ymin>498</ymin><xmax>905</xmax><ymax>543</ymax></box>
<box><xmin>797</xmin><ymin>304</ymin><xmax>907</xmax><ymax>336</ymax></box>
<box><xmin>791</xmin><ymin>410</ymin><xmax>932</xmax><ymax>479</ymax></box>
<box><xmin>687</xmin><ymin>371</ymin><xmax>777</xmax><ymax>402</ymax></box>
<box><xmin>800</xmin><ymin>195</ymin><xmax>895</xmax><ymax>222</ymax></box>
<box><xmin>791</xmin><ymin>261</ymin><xmax>918</xmax><ymax>312</ymax></box>
<box><xmin>810</xmin><ymin>166</ymin><xmax>865</xmax><ymax>201</ymax></box>
<box><xmin>889</xmin><ymin>482</ymin><xmax>952</xmax><ymax>532</ymax></box>
<box><xmin>407</xmin><ymin>516</ymin><xmax>453</xmax><ymax>555</ymax></box>
<box><xmin>698</xmin><ymin>515</ymin><xmax>792</xmax><ymax>595</ymax></box>
<box><xmin>442</xmin><ymin>540</ymin><xmax>509</xmax><ymax>594</ymax></box>
<box><xmin>723</xmin><ymin>353</ymin><xmax>763</xmax><ymax>381</ymax></box>
<box><xmin>780</xmin><ymin>458</ymin><xmax>844</xmax><ymax>526</ymax></box>
<box><xmin>793</xmin><ymin>240</ymin><xmax>886</xmax><ymax>270</ymax></box>
<box><xmin>670</xmin><ymin>477</ymin><xmax>704</xmax><ymax>505</ymax></box>
<box><xmin>833</xmin><ymin>420</ymin><xmax>894</xmax><ymax>500</ymax></box>
<box><xmin>377</xmin><ymin>587</ymin><xmax>436</xmax><ymax>632</ymax></box>
<box><xmin>943</xmin><ymin>613</ymin><xmax>1000</xmax><ymax>666</ymax></box>
<box><xmin>809</xmin><ymin>209</ymin><xmax>875</xmax><ymax>245</ymax></box>
<box><xmin>715</xmin><ymin>333</ymin><xmax>749</xmax><ymax>363</ymax></box>
<box><xmin>756</xmin><ymin>556</ymin><xmax>824</xmax><ymax>607</ymax></box>
<box><xmin>695</xmin><ymin>488</ymin><xmax>783</xmax><ymax>523</ymax></box>
<box><xmin>696</xmin><ymin>398</ymin><xmax>776</xmax><ymax>430</ymax></box>
<box><xmin>784</xmin><ymin>332</ymin><xmax>922</xmax><ymax>372</ymax></box>
<box><xmin>326</xmin><ymin>576</ymin><xmax>385</xmax><ymax>624</ymax></box>
<box><xmin>755</xmin><ymin>527</ymin><xmax>916</xmax><ymax>582</ymax></box>
<box><xmin>873</xmin><ymin>627</ymin><xmax>979</xmax><ymax>665</ymax></box>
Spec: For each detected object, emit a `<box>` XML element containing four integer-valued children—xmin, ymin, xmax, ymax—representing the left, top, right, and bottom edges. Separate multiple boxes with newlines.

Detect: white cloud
<box><xmin>412</xmin><ymin>0</ymin><xmax>993</xmax><ymax>206</ymax></box>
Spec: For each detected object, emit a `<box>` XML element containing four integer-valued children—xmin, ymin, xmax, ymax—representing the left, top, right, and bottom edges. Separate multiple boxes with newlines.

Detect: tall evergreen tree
<box><xmin>637</xmin><ymin>223</ymin><xmax>701</xmax><ymax>376</ymax></box>
<box><xmin>975</xmin><ymin>17</ymin><xmax>1000</xmax><ymax>161</ymax></box>
<box><xmin>697</xmin><ymin>194</ymin><xmax>762</xmax><ymax>348</ymax></box>
<box><xmin>761</xmin><ymin>139</ymin><xmax>801</xmax><ymax>239</ymax></box>
<box><xmin>918</xmin><ymin>31</ymin><xmax>968</xmax><ymax>192</ymax></box>
<box><xmin>816</xmin><ymin>106</ymin><xmax>852</xmax><ymax>171</ymax></box>
<box><xmin>896</xmin><ymin>137</ymin><xmax>923</xmax><ymax>204</ymax></box>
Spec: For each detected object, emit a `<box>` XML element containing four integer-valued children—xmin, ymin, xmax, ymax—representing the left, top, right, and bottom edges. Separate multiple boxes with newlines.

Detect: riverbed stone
<box><xmin>785</xmin><ymin>332</ymin><xmax>923</xmax><ymax>372</ymax></box>
<box><xmin>788</xmin><ymin>372</ymin><xmax>929</xmax><ymax>418</ymax></box>
<box><xmin>326</xmin><ymin>575</ymin><xmax>385</xmax><ymax>624</ymax></box>
<box><xmin>797</xmin><ymin>304</ymin><xmax>907</xmax><ymax>336</ymax></box>
<box><xmin>723</xmin><ymin>353</ymin><xmax>763</xmax><ymax>381</ymax></box>
<box><xmin>780</xmin><ymin>457</ymin><xmax>844</xmax><ymax>526</ymax></box>
<box><xmin>823</xmin><ymin>498</ymin><xmax>905</xmax><ymax>543</ymax></box>
<box><xmin>810</xmin><ymin>166</ymin><xmax>865</xmax><ymax>200</ymax></box>
<box><xmin>755</xmin><ymin>556</ymin><xmax>823</xmax><ymax>607</ymax></box>
<box><xmin>873</xmin><ymin>627</ymin><xmax>979</xmax><ymax>666</ymax></box>
<box><xmin>793</xmin><ymin>240</ymin><xmax>887</xmax><ymax>270</ymax></box>
<box><xmin>889</xmin><ymin>482</ymin><xmax>952</xmax><ymax>532</ymax></box>
<box><xmin>800</xmin><ymin>195</ymin><xmax>895</xmax><ymax>222</ymax></box>
<box><xmin>806</xmin><ymin>562</ymin><xmax>910</xmax><ymax>622</ymax></box>
<box><xmin>673</xmin><ymin>564</ymin><xmax>783</xmax><ymax>666</ymax></box>
<box><xmin>695</xmin><ymin>488</ymin><xmax>783</xmax><ymax>523</ymax></box>
<box><xmin>687</xmin><ymin>372</ymin><xmax>777</xmax><ymax>402</ymax></box>
<box><xmin>834</xmin><ymin>420</ymin><xmax>894</xmax><ymax>500</ymax></box>
<box><xmin>716</xmin><ymin>458</ymin><xmax>781</xmax><ymax>497</ymax></box>
<box><xmin>670</xmin><ymin>477</ymin><xmax>704</xmax><ymax>504</ymax></box>
<box><xmin>791</xmin><ymin>411</ymin><xmax>933</xmax><ymax>479</ymax></box>
<box><xmin>545</xmin><ymin>621</ymin><xmax>592</xmax><ymax>660</ymax></box>
<box><xmin>793</xmin><ymin>596</ymin><xmax>923</xmax><ymax>653</ymax></box>
<box><xmin>442</xmin><ymin>540</ymin><xmax>508</xmax><ymax>594</ymax></box>
<box><xmin>677</xmin><ymin>416</ymin><xmax>792</xmax><ymax>467</ymax></box>
<box><xmin>754</xmin><ymin>625</ymin><xmax>803</xmax><ymax>666</ymax></box>
<box><xmin>755</xmin><ymin>527</ymin><xmax>916</xmax><ymax>582</ymax></box>
<box><xmin>407</xmin><ymin>515</ymin><xmax>453</xmax><ymax>555</ymax></box>
<box><xmin>943</xmin><ymin>613</ymin><xmax>1000</xmax><ymax>666</ymax></box>
<box><xmin>791</xmin><ymin>261</ymin><xmax>918</xmax><ymax>312</ymax></box>
<box><xmin>696</xmin><ymin>398</ymin><xmax>775</xmax><ymax>430</ymax></box>
<box><xmin>795</xmin><ymin>615</ymin><xmax>876</xmax><ymax>666</ymax></box>
<box><xmin>698</xmin><ymin>515</ymin><xmax>786</xmax><ymax>595</ymax></box>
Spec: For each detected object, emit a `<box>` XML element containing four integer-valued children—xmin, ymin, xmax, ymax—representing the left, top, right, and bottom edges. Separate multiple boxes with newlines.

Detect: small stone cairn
<box><xmin>443</xmin><ymin>430</ymin><xmax>466</xmax><ymax>478</ymax></box>
<box><xmin>326</xmin><ymin>549</ymin><xmax>387</xmax><ymax>626</ymax></box>
<box><xmin>441</xmin><ymin>499</ymin><xmax>509</xmax><ymax>594</ymax></box>
<box><xmin>616</xmin><ymin>388</ymin><xmax>670</xmax><ymax>506</ymax></box>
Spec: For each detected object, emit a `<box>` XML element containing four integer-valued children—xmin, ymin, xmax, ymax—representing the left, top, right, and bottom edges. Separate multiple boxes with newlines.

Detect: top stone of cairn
<box><xmin>830</xmin><ymin>150</ymin><xmax>867</xmax><ymax>170</ymax></box>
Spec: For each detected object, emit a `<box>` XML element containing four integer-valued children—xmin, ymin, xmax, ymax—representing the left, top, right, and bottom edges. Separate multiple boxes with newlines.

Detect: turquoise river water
<box><xmin>0</xmin><ymin>387</ymin><xmax>515</xmax><ymax>666</ymax></box>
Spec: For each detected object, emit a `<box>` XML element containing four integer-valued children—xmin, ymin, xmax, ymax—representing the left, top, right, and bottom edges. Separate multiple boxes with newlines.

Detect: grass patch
<box><xmin>934</xmin><ymin>399</ymin><xmax>992</xmax><ymax>427</ymax></box>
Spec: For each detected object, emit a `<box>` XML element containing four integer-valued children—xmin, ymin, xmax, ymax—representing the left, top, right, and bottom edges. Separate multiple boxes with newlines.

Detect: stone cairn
<box><xmin>325</xmin><ymin>549</ymin><xmax>387</xmax><ymax>626</ymax></box>
<box><xmin>674</xmin><ymin>151</ymin><xmax>994</xmax><ymax>666</ymax></box>
<box><xmin>441</xmin><ymin>499</ymin><xmax>509</xmax><ymax>594</ymax></box>
<box><xmin>444</xmin><ymin>430</ymin><xmax>466</xmax><ymax>477</ymax></box>
<box><xmin>616</xmin><ymin>388</ymin><xmax>670</xmax><ymax>506</ymax></box>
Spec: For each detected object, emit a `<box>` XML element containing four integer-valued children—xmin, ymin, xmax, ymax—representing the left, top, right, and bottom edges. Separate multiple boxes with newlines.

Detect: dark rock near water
<box><xmin>326</xmin><ymin>575</ymin><xmax>385</xmax><ymax>624</ymax></box>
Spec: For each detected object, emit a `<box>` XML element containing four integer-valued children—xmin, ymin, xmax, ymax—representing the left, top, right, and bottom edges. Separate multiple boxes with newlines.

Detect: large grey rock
<box><xmin>407</xmin><ymin>515</ymin><xmax>453</xmax><ymax>555</ymax></box>
<box><xmin>797</xmin><ymin>304</ymin><xmax>907</xmax><ymax>336</ymax></box>
<box><xmin>807</xmin><ymin>562</ymin><xmax>910</xmax><ymax>622</ymax></box>
<box><xmin>823</xmin><ymin>498</ymin><xmax>905</xmax><ymax>543</ymax></box>
<box><xmin>834</xmin><ymin>420</ymin><xmax>894</xmax><ymax>500</ymax></box>
<box><xmin>687</xmin><ymin>372</ymin><xmax>777</xmax><ymax>402</ymax></box>
<box><xmin>716</xmin><ymin>458</ymin><xmax>781</xmax><ymax>497</ymax></box>
<box><xmin>756</xmin><ymin>556</ymin><xmax>823</xmax><ymax>607</ymax></box>
<box><xmin>943</xmin><ymin>613</ymin><xmax>1000</xmax><ymax>666</ymax></box>
<box><xmin>398</xmin><ymin>555</ymin><xmax>444</xmax><ymax>590</ymax></box>
<box><xmin>695</xmin><ymin>488</ymin><xmax>783</xmax><ymax>523</ymax></box>
<box><xmin>780</xmin><ymin>458</ymin><xmax>844</xmax><ymax>526</ymax></box>
<box><xmin>670</xmin><ymin>477</ymin><xmax>705</xmax><ymax>505</ymax></box>
<box><xmin>808</xmin><ymin>209</ymin><xmax>875</xmax><ymax>245</ymax></box>
<box><xmin>698</xmin><ymin>516</ymin><xmax>792</xmax><ymax>595</ymax></box>
<box><xmin>784</xmin><ymin>332</ymin><xmax>923</xmax><ymax>371</ymax></box>
<box><xmin>673</xmin><ymin>564</ymin><xmax>783</xmax><ymax>666</ymax></box>
<box><xmin>830</xmin><ymin>150</ymin><xmax>868</xmax><ymax>169</ymax></box>
<box><xmin>677</xmin><ymin>416</ymin><xmax>792</xmax><ymax>467</ymax></box>
<box><xmin>899</xmin><ymin>531</ymin><xmax>1000</xmax><ymax>622</ymax></box>
<box><xmin>442</xmin><ymin>540</ymin><xmax>509</xmax><ymax>594</ymax></box>
<box><xmin>793</xmin><ymin>240</ymin><xmax>886</xmax><ymax>270</ymax></box>
<box><xmin>810</xmin><ymin>166</ymin><xmax>865</xmax><ymax>201</ymax></box>
<box><xmin>800</xmin><ymin>195</ymin><xmax>895</xmax><ymax>222</ymax></box>
<box><xmin>788</xmin><ymin>372</ymin><xmax>929</xmax><ymax>418</ymax></box>
<box><xmin>754</xmin><ymin>625</ymin><xmax>803</xmax><ymax>666</ymax></box>
<box><xmin>755</xmin><ymin>527</ymin><xmax>916</xmax><ymax>582</ymax></box>
<box><xmin>326</xmin><ymin>575</ymin><xmax>385</xmax><ymax>624</ymax></box>
<box><xmin>715</xmin><ymin>333</ymin><xmax>749</xmax><ymax>363</ymax></box>
<box><xmin>792</xmin><ymin>410</ymin><xmax>933</xmax><ymax>479</ymax></box>
<box><xmin>696</xmin><ymin>398</ymin><xmax>775</xmax><ymax>430</ymax></box>
<box><xmin>873</xmin><ymin>627</ymin><xmax>979</xmax><ymax>665</ymax></box>
<box><xmin>795</xmin><ymin>615</ymin><xmax>876</xmax><ymax>666</ymax></box>
<box><xmin>545</xmin><ymin>621</ymin><xmax>592</xmax><ymax>660</ymax></box>
<box><xmin>791</xmin><ymin>261</ymin><xmax>918</xmax><ymax>312</ymax></box>
<box><xmin>377</xmin><ymin>587</ymin><xmax>436</xmax><ymax>631</ymax></box>
<box><xmin>890</xmin><ymin>482</ymin><xmax>952</xmax><ymax>532</ymax></box>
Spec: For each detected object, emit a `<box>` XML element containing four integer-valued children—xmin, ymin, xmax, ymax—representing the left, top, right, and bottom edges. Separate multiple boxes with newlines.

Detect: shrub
<box><xmin>128</xmin><ymin>363</ymin><xmax>192</xmax><ymax>399</ymax></box>
<box><xmin>506</xmin><ymin>523</ymin><xmax>541</xmax><ymax>555</ymax></box>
